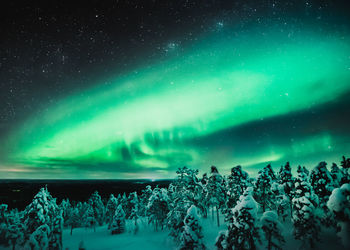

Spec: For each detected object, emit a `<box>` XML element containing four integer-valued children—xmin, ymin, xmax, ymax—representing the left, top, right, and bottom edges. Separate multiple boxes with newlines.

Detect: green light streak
<box><xmin>5</xmin><ymin>26</ymin><xmax>350</xmax><ymax>178</ymax></box>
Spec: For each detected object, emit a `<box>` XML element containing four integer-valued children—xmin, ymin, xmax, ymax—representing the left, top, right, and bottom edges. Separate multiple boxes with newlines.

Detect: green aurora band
<box><xmin>3</xmin><ymin>25</ymin><xmax>350</xmax><ymax>178</ymax></box>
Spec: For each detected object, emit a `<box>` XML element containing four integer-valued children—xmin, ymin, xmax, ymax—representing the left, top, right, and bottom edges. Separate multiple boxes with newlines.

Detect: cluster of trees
<box><xmin>0</xmin><ymin>187</ymin><xmax>63</xmax><ymax>250</ymax></box>
<box><xmin>0</xmin><ymin>156</ymin><xmax>349</xmax><ymax>249</ymax></box>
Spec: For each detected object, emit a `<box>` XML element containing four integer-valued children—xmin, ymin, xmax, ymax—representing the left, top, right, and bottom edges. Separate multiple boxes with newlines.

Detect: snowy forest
<box><xmin>1</xmin><ymin>156</ymin><xmax>350</xmax><ymax>250</ymax></box>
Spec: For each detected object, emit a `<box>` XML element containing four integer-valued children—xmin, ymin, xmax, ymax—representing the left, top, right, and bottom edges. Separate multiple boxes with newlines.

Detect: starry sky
<box><xmin>0</xmin><ymin>0</ymin><xmax>350</xmax><ymax>179</ymax></box>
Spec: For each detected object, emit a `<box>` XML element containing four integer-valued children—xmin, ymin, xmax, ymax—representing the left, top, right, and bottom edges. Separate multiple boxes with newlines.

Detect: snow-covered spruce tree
<box><xmin>110</xmin><ymin>204</ymin><xmax>126</xmax><ymax>235</ymax></box>
<box><xmin>23</xmin><ymin>187</ymin><xmax>58</xmax><ymax>242</ymax></box>
<box><xmin>175</xmin><ymin>166</ymin><xmax>200</xmax><ymax>192</ymax></box>
<box><xmin>309</xmin><ymin>161</ymin><xmax>335</xmax><ymax>226</ymax></box>
<box><xmin>6</xmin><ymin>209</ymin><xmax>25</xmax><ymax>250</ymax></box>
<box><xmin>65</xmin><ymin>206</ymin><xmax>80</xmax><ymax>235</ymax></box>
<box><xmin>206</xmin><ymin>166</ymin><xmax>226</xmax><ymax>226</ymax></box>
<box><xmin>200</xmin><ymin>172</ymin><xmax>211</xmax><ymax>218</ymax></box>
<box><xmin>49</xmin><ymin>211</ymin><xmax>63</xmax><ymax>250</ymax></box>
<box><xmin>278</xmin><ymin>162</ymin><xmax>294</xmax><ymax>217</ymax></box>
<box><xmin>120</xmin><ymin>193</ymin><xmax>129</xmax><ymax>217</ymax></box>
<box><xmin>167</xmin><ymin>185</ymin><xmax>191</xmax><ymax>241</ymax></box>
<box><xmin>331</xmin><ymin>163</ymin><xmax>343</xmax><ymax>188</ymax></box>
<box><xmin>226</xmin><ymin>165</ymin><xmax>249</xmax><ymax>212</ymax></box>
<box><xmin>139</xmin><ymin>185</ymin><xmax>153</xmax><ymax>217</ymax></box>
<box><xmin>292</xmin><ymin>166</ymin><xmax>320</xmax><ymax>249</ymax></box>
<box><xmin>106</xmin><ymin>194</ymin><xmax>119</xmax><ymax>229</ymax></box>
<box><xmin>269</xmin><ymin>182</ymin><xmax>289</xmax><ymax>220</ymax></box>
<box><xmin>340</xmin><ymin>156</ymin><xmax>350</xmax><ymax>184</ymax></box>
<box><xmin>221</xmin><ymin>187</ymin><xmax>261</xmax><ymax>250</ymax></box>
<box><xmin>197</xmin><ymin>182</ymin><xmax>209</xmax><ymax>219</ymax></box>
<box><xmin>128</xmin><ymin>192</ymin><xmax>139</xmax><ymax>234</ymax></box>
<box><xmin>327</xmin><ymin>183</ymin><xmax>350</xmax><ymax>248</ymax></box>
<box><xmin>265</xmin><ymin>164</ymin><xmax>277</xmax><ymax>181</ymax></box>
<box><xmin>310</xmin><ymin>162</ymin><xmax>333</xmax><ymax>204</ymax></box>
<box><xmin>278</xmin><ymin>162</ymin><xmax>293</xmax><ymax>195</ymax></box>
<box><xmin>179</xmin><ymin>205</ymin><xmax>205</xmax><ymax>250</ymax></box>
<box><xmin>87</xmin><ymin>191</ymin><xmax>105</xmax><ymax>231</ymax></box>
<box><xmin>260</xmin><ymin>211</ymin><xmax>285</xmax><ymax>250</ymax></box>
<box><xmin>173</xmin><ymin>167</ymin><xmax>203</xmax><ymax>214</ymax></box>
<box><xmin>201</xmin><ymin>173</ymin><xmax>209</xmax><ymax>186</ymax></box>
<box><xmin>125</xmin><ymin>192</ymin><xmax>135</xmax><ymax>219</ymax></box>
<box><xmin>275</xmin><ymin>191</ymin><xmax>290</xmax><ymax>222</ymax></box>
<box><xmin>167</xmin><ymin>166</ymin><xmax>203</xmax><ymax>240</ymax></box>
<box><xmin>26</xmin><ymin>224</ymin><xmax>50</xmax><ymax>250</ymax></box>
<box><xmin>76</xmin><ymin>201</ymin><xmax>90</xmax><ymax>228</ymax></box>
<box><xmin>147</xmin><ymin>187</ymin><xmax>169</xmax><ymax>231</ymax></box>
<box><xmin>0</xmin><ymin>204</ymin><xmax>9</xmax><ymax>246</ymax></box>
<box><xmin>254</xmin><ymin>164</ymin><xmax>275</xmax><ymax>212</ymax></box>
<box><xmin>294</xmin><ymin>165</ymin><xmax>310</xmax><ymax>197</ymax></box>
<box><xmin>59</xmin><ymin>199</ymin><xmax>71</xmax><ymax>228</ymax></box>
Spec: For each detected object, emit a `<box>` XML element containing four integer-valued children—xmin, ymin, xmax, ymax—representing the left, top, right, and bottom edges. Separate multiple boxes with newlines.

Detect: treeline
<box><xmin>0</xmin><ymin>156</ymin><xmax>350</xmax><ymax>250</ymax></box>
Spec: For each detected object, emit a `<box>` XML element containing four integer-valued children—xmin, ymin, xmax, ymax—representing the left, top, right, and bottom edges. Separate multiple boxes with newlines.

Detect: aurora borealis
<box><xmin>1</xmin><ymin>1</ymin><xmax>350</xmax><ymax>179</ymax></box>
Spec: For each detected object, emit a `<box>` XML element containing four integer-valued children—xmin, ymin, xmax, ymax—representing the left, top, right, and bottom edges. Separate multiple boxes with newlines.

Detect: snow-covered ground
<box><xmin>63</xmin><ymin>217</ymin><xmax>176</xmax><ymax>250</ymax></box>
<box><xmin>62</xmin><ymin>216</ymin><xmax>227</xmax><ymax>250</ymax></box>
<box><xmin>60</xmin><ymin>214</ymin><xmax>344</xmax><ymax>250</ymax></box>
<box><xmin>0</xmin><ymin>216</ymin><xmax>344</xmax><ymax>250</ymax></box>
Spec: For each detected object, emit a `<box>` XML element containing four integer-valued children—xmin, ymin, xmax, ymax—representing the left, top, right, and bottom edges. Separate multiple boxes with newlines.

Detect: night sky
<box><xmin>0</xmin><ymin>1</ymin><xmax>350</xmax><ymax>179</ymax></box>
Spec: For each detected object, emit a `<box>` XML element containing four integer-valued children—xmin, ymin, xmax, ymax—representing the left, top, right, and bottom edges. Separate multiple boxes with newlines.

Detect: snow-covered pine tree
<box><xmin>167</xmin><ymin>189</ymin><xmax>190</xmax><ymax>241</ymax></box>
<box><xmin>140</xmin><ymin>185</ymin><xmax>153</xmax><ymax>217</ymax></box>
<box><xmin>260</xmin><ymin>211</ymin><xmax>285</xmax><ymax>250</ymax></box>
<box><xmin>269</xmin><ymin>183</ymin><xmax>286</xmax><ymax>216</ymax></box>
<box><xmin>275</xmin><ymin>192</ymin><xmax>290</xmax><ymax>222</ymax></box>
<box><xmin>167</xmin><ymin>166</ymin><xmax>203</xmax><ymax>239</ymax></box>
<box><xmin>310</xmin><ymin>161</ymin><xmax>333</xmax><ymax>205</ymax></box>
<box><xmin>327</xmin><ymin>183</ymin><xmax>350</xmax><ymax>248</ymax></box>
<box><xmin>330</xmin><ymin>163</ymin><xmax>343</xmax><ymax>188</ymax></box>
<box><xmin>110</xmin><ymin>204</ymin><xmax>126</xmax><ymax>235</ymax></box>
<box><xmin>179</xmin><ymin>205</ymin><xmax>205</xmax><ymax>250</ymax></box>
<box><xmin>199</xmin><ymin>173</ymin><xmax>210</xmax><ymax>218</ymax></box>
<box><xmin>49</xmin><ymin>211</ymin><xmax>63</xmax><ymax>250</ymax></box>
<box><xmin>254</xmin><ymin>164</ymin><xmax>275</xmax><ymax>212</ymax></box>
<box><xmin>201</xmin><ymin>173</ymin><xmax>209</xmax><ymax>186</ymax></box>
<box><xmin>76</xmin><ymin>202</ymin><xmax>90</xmax><ymax>228</ymax></box>
<box><xmin>226</xmin><ymin>165</ymin><xmax>249</xmax><ymax>212</ymax></box>
<box><xmin>0</xmin><ymin>204</ymin><xmax>9</xmax><ymax>246</ymax></box>
<box><xmin>174</xmin><ymin>167</ymin><xmax>203</xmax><ymax>213</ymax></box>
<box><xmin>125</xmin><ymin>192</ymin><xmax>135</xmax><ymax>219</ymax></box>
<box><xmin>223</xmin><ymin>187</ymin><xmax>261</xmax><ymax>250</ymax></box>
<box><xmin>65</xmin><ymin>206</ymin><xmax>80</xmax><ymax>235</ymax></box>
<box><xmin>128</xmin><ymin>192</ymin><xmax>139</xmax><ymax>234</ymax></box>
<box><xmin>278</xmin><ymin>162</ymin><xmax>294</xmax><ymax>218</ymax></box>
<box><xmin>278</xmin><ymin>162</ymin><xmax>293</xmax><ymax>195</ymax></box>
<box><xmin>26</xmin><ymin>224</ymin><xmax>50</xmax><ymax>250</ymax></box>
<box><xmin>175</xmin><ymin>166</ymin><xmax>200</xmax><ymax>192</ymax></box>
<box><xmin>302</xmin><ymin>165</ymin><xmax>309</xmax><ymax>177</ymax></box>
<box><xmin>310</xmin><ymin>161</ymin><xmax>335</xmax><ymax>226</ymax></box>
<box><xmin>207</xmin><ymin>166</ymin><xmax>226</xmax><ymax>227</ymax></box>
<box><xmin>6</xmin><ymin>209</ymin><xmax>25</xmax><ymax>250</ymax></box>
<box><xmin>106</xmin><ymin>194</ymin><xmax>119</xmax><ymax>229</ymax></box>
<box><xmin>120</xmin><ymin>193</ymin><xmax>129</xmax><ymax>217</ymax></box>
<box><xmin>23</xmin><ymin>187</ymin><xmax>58</xmax><ymax>242</ymax></box>
<box><xmin>87</xmin><ymin>191</ymin><xmax>105</xmax><ymax>231</ymax></box>
<box><xmin>59</xmin><ymin>199</ymin><xmax>71</xmax><ymax>228</ymax></box>
<box><xmin>147</xmin><ymin>187</ymin><xmax>169</xmax><ymax>231</ymax></box>
<box><xmin>265</xmin><ymin>164</ymin><xmax>277</xmax><ymax>181</ymax></box>
<box><xmin>292</xmin><ymin>166</ymin><xmax>320</xmax><ymax>249</ymax></box>
<box><xmin>340</xmin><ymin>156</ymin><xmax>350</xmax><ymax>184</ymax></box>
